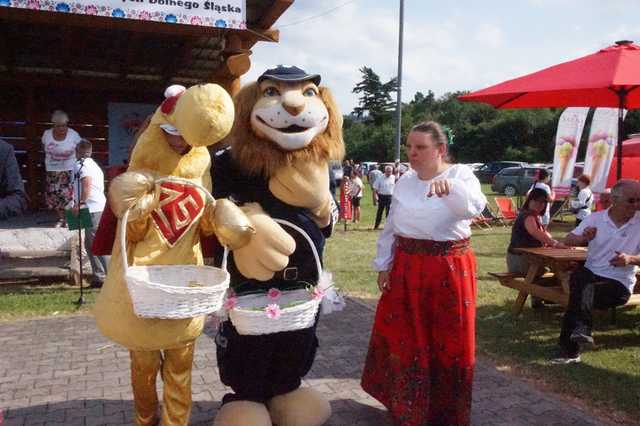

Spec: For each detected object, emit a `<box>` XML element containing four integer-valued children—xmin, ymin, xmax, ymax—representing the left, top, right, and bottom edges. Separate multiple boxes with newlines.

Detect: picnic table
<box><xmin>511</xmin><ymin>247</ymin><xmax>586</xmax><ymax>315</ymax></box>
<box><xmin>490</xmin><ymin>246</ymin><xmax>640</xmax><ymax>318</ymax></box>
<box><xmin>490</xmin><ymin>247</ymin><xmax>586</xmax><ymax>315</ymax></box>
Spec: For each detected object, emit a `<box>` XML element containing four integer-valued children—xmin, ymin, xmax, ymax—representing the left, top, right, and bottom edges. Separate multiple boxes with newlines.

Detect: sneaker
<box><xmin>89</xmin><ymin>280</ymin><xmax>104</xmax><ymax>289</ymax></box>
<box><xmin>54</xmin><ymin>219</ymin><xmax>65</xmax><ymax>228</ymax></box>
<box><xmin>550</xmin><ymin>354</ymin><xmax>581</xmax><ymax>365</ymax></box>
<box><xmin>549</xmin><ymin>349</ymin><xmax>581</xmax><ymax>365</ymax></box>
<box><xmin>570</xmin><ymin>328</ymin><xmax>594</xmax><ymax>345</ymax></box>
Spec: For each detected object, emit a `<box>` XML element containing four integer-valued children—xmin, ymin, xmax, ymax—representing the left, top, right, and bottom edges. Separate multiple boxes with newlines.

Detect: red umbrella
<box><xmin>458</xmin><ymin>40</ymin><xmax>640</xmax><ymax>179</ymax></box>
<box><xmin>606</xmin><ymin>137</ymin><xmax>640</xmax><ymax>187</ymax></box>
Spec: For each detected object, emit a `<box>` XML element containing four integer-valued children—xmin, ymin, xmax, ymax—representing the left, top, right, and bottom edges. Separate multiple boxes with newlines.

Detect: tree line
<box><xmin>344</xmin><ymin>67</ymin><xmax>640</xmax><ymax>164</ymax></box>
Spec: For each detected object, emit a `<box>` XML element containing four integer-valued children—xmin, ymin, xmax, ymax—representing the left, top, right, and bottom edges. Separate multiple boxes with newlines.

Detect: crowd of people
<box><xmin>2</xmin><ymin>106</ymin><xmax>640</xmax><ymax>425</ymax></box>
<box><xmin>337</xmin><ymin>159</ymin><xmax>408</xmax><ymax>229</ymax></box>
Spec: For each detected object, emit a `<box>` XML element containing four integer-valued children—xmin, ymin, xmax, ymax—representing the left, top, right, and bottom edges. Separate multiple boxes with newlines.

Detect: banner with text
<box><xmin>551</xmin><ymin>107</ymin><xmax>589</xmax><ymax>196</ymax></box>
<box><xmin>1</xmin><ymin>0</ymin><xmax>246</xmax><ymax>29</ymax></box>
<box><xmin>584</xmin><ymin>108</ymin><xmax>627</xmax><ymax>193</ymax></box>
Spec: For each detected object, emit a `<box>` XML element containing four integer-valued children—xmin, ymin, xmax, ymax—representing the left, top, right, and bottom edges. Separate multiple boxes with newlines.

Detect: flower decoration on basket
<box><xmin>267</xmin><ymin>287</ymin><xmax>282</xmax><ymax>301</ymax></box>
<box><xmin>265</xmin><ymin>304</ymin><xmax>282</xmax><ymax>320</ymax></box>
<box><xmin>223</xmin><ymin>292</ymin><xmax>238</xmax><ymax>310</ymax></box>
<box><xmin>216</xmin><ymin>271</ymin><xmax>346</xmax><ymax>335</ymax></box>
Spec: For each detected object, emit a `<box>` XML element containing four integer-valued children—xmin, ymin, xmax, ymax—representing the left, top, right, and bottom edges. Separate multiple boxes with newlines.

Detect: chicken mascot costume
<box><xmin>93</xmin><ymin>83</ymin><xmax>255</xmax><ymax>426</ymax></box>
<box><xmin>210</xmin><ymin>65</ymin><xmax>344</xmax><ymax>426</ymax></box>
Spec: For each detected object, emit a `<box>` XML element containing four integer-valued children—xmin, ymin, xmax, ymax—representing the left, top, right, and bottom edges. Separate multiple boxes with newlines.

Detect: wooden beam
<box><xmin>258</xmin><ymin>0</ymin><xmax>294</xmax><ymax>29</ymax></box>
<box><xmin>120</xmin><ymin>33</ymin><xmax>141</xmax><ymax>79</ymax></box>
<box><xmin>0</xmin><ymin>24</ymin><xmax>16</xmax><ymax>76</ymax></box>
<box><xmin>67</xmin><ymin>27</ymin><xmax>89</xmax><ymax>78</ymax></box>
<box><xmin>163</xmin><ymin>37</ymin><xmax>197</xmax><ymax>87</ymax></box>
<box><xmin>60</xmin><ymin>27</ymin><xmax>74</xmax><ymax>77</ymax></box>
<box><xmin>24</xmin><ymin>86</ymin><xmax>38</xmax><ymax>209</ymax></box>
<box><xmin>0</xmin><ymin>73</ymin><xmax>165</xmax><ymax>95</ymax></box>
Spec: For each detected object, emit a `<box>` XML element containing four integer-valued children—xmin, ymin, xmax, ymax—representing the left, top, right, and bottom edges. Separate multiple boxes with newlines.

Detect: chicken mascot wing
<box><xmin>210</xmin><ymin>66</ymin><xmax>344</xmax><ymax>426</ymax></box>
<box><xmin>93</xmin><ymin>83</ymin><xmax>254</xmax><ymax>426</ymax></box>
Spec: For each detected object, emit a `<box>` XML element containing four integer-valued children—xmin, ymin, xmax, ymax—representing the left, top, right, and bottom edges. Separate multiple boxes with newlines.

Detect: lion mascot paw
<box><xmin>209</xmin><ymin>65</ymin><xmax>344</xmax><ymax>426</ymax></box>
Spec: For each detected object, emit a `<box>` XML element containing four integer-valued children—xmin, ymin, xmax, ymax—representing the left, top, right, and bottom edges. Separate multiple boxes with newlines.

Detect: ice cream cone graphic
<box><xmin>588</xmin><ymin>131</ymin><xmax>610</xmax><ymax>181</ymax></box>
<box><xmin>555</xmin><ymin>135</ymin><xmax>576</xmax><ymax>181</ymax></box>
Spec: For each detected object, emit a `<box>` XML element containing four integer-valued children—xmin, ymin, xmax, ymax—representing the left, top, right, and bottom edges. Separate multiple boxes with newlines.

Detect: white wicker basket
<box><xmin>121</xmin><ymin>177</ymin><xmax>229</xmax><ymax>319</ymax></box>
<box><xmin>227</xmin><ymin>219</ymin><xmax>323</xmax><ymax>335</ymax></box>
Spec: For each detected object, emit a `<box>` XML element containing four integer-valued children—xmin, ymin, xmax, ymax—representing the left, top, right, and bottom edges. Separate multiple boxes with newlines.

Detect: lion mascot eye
<box><xmin>303</xmin><ymin>87</ymin><xmax>317</xmax><ymax>97</ymax></box>
<box><xmin>264</xmin><ymin>87</ymin><xmax>280</xmax><ymax>97</ymax></box>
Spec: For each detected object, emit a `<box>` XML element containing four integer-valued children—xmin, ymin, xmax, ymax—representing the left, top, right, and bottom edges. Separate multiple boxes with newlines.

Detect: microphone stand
<box><xmin>75</xmin><ymin>158</ymin><xmax>86</xmax><ymax>306</ymax></box>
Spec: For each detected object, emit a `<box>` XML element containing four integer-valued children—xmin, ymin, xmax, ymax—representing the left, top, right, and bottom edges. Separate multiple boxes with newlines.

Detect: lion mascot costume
<box><xmin>93</xmin><ymin>83</ymin><xmax>255</xmax><ymax>426</ymax></box>
<box><xmin>210</xmin><ymin>65</ymin><xmax>344</xmax><ymax>426</ymax></box>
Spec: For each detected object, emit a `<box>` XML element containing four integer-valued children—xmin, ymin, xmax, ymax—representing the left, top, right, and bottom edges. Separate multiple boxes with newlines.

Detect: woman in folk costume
<box><xmin>93</xmin><ymin>84</ymin><xmax>254</xmax><ymax>426</ymax></box>
<box><xmin>361</xmin><ymin>121</ymin><xmax>487</xmax><ymax>426</ymax></box>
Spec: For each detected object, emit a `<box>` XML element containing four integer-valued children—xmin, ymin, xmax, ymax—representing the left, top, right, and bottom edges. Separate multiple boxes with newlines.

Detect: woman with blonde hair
<box><xmin>362</xmin><ymin>121</ymin><xmax>486</xmax><ymax>425</ymax></box>
<box><xmin>42</xmin><ymin>110</ymin><xmax>81</xmax><ymax>226</ymax></box>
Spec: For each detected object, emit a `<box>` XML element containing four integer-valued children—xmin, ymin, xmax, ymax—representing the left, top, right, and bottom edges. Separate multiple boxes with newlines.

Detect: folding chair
<box><xmin>471</xmin><ymin>214</ymin><xmax>492</xmax><ymax>229</ymax></box>
<box><xmin>550</xmin><ymin>198</ymin><xmax>569</xmax><ymax>222</ymax></box>
<box><xmin>494</xmin><ymin>197</ymin><xmax>518</xmax><ymax>225</ymax></box>
<box><xmin>482</xmin><ymin>204</ymin><xmax>504</xmax><ymax>227</ymax></box>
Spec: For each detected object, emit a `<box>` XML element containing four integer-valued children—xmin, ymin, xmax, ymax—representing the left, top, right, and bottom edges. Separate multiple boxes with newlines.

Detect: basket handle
<box><xmin>119</xmin><ymin>176</ymin><xmax>216</xmax><ymax>273</ymax></box>
<box><xmin>272</xmin><ymin>218</ymin><xmax>323</xmax><ymax>279</ymax></box>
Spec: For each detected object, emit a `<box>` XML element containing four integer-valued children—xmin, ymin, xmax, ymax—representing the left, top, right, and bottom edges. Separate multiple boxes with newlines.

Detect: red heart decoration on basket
<box><xmin>151</xmin><ymin>180</ymin><xmax>205</xmax><ymax>247</ymax></box>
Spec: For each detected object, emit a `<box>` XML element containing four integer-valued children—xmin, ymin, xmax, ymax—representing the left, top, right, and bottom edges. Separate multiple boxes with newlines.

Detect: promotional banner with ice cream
<box><xmin>584</xmin><ymin>108</ymin><xmax>627</xmax><ymax>193</ymax></box>
<box><xmin>551</xmin><ymin>107</ymin><xmax>589</xmax><ymax>196</ymax></box>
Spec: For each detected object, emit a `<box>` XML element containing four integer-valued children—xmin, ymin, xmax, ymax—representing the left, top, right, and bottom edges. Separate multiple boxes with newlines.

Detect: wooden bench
<box><xmin>489</xmin><ymin>271</ymin><xmax>640</xmax><ymax>322</ymax></box>
<box><xmin>488</xmin><ymin>272</ymin><xmax>568</xmax><ymax>315</ymax></box>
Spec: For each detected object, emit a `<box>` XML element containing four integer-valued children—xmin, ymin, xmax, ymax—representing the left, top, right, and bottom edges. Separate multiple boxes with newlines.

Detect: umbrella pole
<box><xmin>617</xmin><ymin>91</ymin><xmax>626</xmax><ymax>181</ymax></box>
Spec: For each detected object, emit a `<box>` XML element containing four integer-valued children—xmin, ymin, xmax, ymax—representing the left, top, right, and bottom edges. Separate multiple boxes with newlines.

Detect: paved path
<box><xmin>0</xmin><ymin>299</ymin><xmax>605</xmax><ymax>425</ymax></box>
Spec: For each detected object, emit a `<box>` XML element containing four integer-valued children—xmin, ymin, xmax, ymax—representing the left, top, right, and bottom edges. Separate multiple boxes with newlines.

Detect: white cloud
<box><xmin>474</xmin><ymin>23</ymin><xmax>505</xmax><ymax>49</ymax></box>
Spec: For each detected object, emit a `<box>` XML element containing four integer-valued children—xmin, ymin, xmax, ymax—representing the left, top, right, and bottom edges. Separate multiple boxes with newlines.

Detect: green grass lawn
<box><xmin>0</xmin><ymin>283</ymin><xmax>98</xmax><ymax>319</ymax></box>
<box><xmin>1</xmin><ymin>184</ymin><xmax>638</xmax><ymax>418</ymax></box>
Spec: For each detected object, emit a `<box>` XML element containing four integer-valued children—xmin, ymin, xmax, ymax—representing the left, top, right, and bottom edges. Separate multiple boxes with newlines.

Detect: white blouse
<box><xmin>372</xmin><ymin>164</ymin><xmax>487</xmax><ymax>271</ymax></box>
<box><xmin>42</xmin><ymin>128</ymin><xmax>81</xmax><ymax>172</ymax></box>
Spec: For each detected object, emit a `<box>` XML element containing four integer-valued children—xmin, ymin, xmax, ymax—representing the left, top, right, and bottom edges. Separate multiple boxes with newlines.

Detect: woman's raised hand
<box><xmin>427</xmin><ymin>179</ymin><xmax>451</xmax><ymax>198</ymax></box>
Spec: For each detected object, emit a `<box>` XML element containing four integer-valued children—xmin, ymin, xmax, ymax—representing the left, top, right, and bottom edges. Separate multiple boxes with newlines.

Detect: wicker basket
<box><xmin>121</xmin><ymin>177</ymin><xmax>229</xmax><ymax>319</ymax></box>
<box><xmin>227</xmin><ymin>219</ymin><xmax>323</xmax><ymax>335</ymax></box>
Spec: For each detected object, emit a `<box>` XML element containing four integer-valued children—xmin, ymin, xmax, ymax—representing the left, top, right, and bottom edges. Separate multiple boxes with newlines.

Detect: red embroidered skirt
<box><xmin>361</xmin><ymin>237</ymin><xmax>477</xmax><ymax>426</ymax></box>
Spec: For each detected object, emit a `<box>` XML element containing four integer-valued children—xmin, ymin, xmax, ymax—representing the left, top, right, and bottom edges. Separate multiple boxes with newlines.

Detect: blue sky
<box><xmin>246</xmin><ymin>0</ymin><xmax>640</xmax><ymax>116</ymax></box>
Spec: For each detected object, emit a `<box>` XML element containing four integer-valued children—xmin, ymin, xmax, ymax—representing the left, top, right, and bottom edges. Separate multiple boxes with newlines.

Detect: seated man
<box><xmin>0</xmin><ymin>138</ymin><xmax>28</xmax><ymax>220</ymax></box>
<box><xmin>552</xmin><ymin>179</ymin><xmax>640</xmax><ymax>364</ymax></box>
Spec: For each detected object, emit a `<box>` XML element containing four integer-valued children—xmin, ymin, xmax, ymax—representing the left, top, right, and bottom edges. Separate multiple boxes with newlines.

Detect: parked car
<box><xmin>474</xmin><ymin>161</ymin><xmax>527</xmax><ymax>184</ymax></box>
<box><xmin>491</xmin><ymin>166</ymin><xmax>549</xmax><ymax>196</ymax></box>
<box><xmin>466</xmin><ymin>162</ymin><xmax>484</xmax><ymax>171</ymax></box>
<box><xmin>360</xmin><ymin>161</ymin><xmax>379</xmax><ymax>176</ymax></box>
